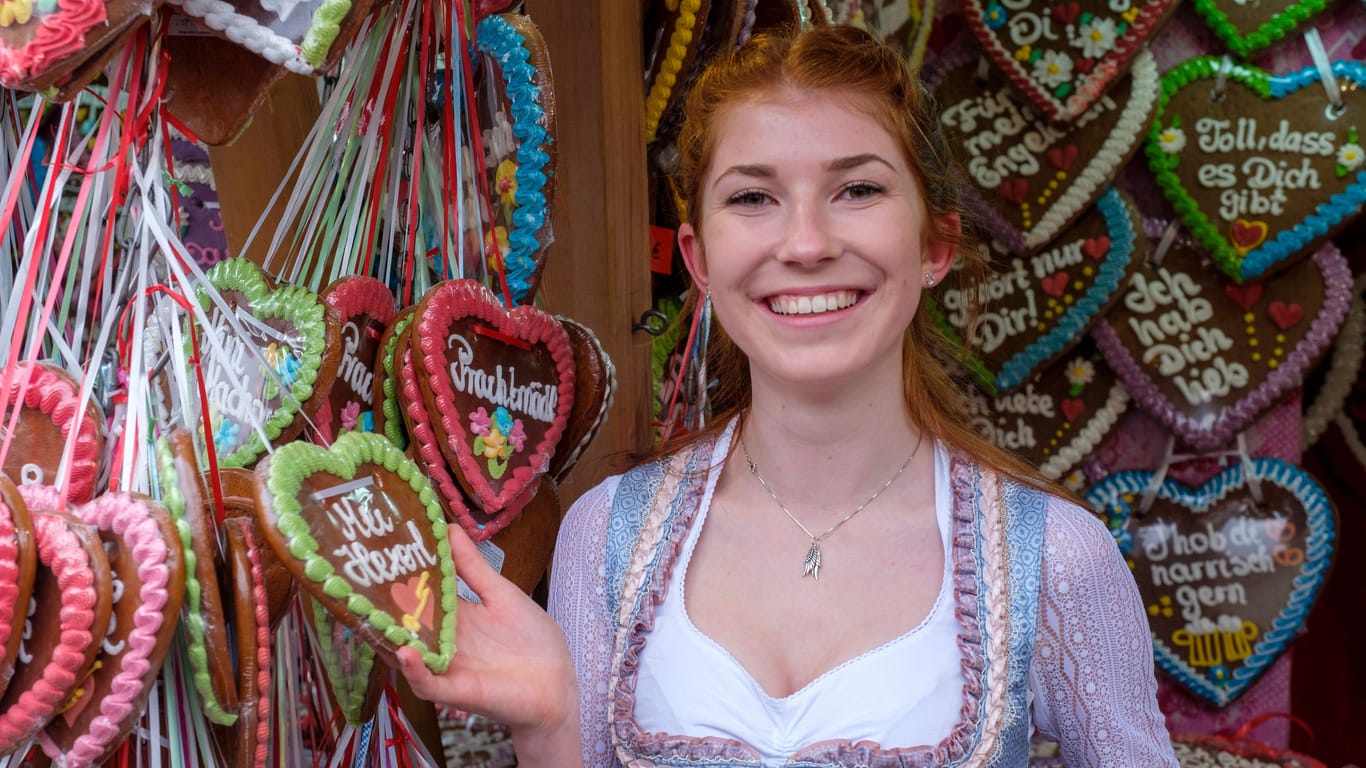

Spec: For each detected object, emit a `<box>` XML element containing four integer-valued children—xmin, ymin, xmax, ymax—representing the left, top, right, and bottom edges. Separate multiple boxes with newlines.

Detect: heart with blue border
<box><xmin>1086</xmin><ymin>458</ymin><xmax>1336</xmax><ymax>707</ymax></box>
<box><xmin>1145</xmin><ymin>58</ymin><xmax>1366</xmax><ymax>284</ymax></box>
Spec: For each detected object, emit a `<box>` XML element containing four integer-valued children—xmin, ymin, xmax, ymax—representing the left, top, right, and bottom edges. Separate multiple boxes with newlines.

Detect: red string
<box><xmin>383</xmin><ymin>686</ymin><xmax>415</xmax><ymax>768</ymax></box>
<box><xmin>472</xmin><ymin>323</ymin><xmax>530</xmax><ymax>350</ymax></box>
<box><xmin>1228</xmin><ymin>711</ymin><xmax>1316</xmax><ymax>754</ymax></box>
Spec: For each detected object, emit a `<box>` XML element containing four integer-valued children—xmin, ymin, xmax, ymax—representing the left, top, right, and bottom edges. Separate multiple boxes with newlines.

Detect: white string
<box><xmin>1212</xmin><ymin>55</ymin><xmax>1234</xmax><ymax>101</ymax></box>
<box><xmin>1304</xmin><ymin>28</ymin><xmax>1345</xmax><ymax>114</ymax></box>
<box><xmin>1236</xmin><ymin>432</ymin><xmax>1264</xmax><ymax>506</ymax></box>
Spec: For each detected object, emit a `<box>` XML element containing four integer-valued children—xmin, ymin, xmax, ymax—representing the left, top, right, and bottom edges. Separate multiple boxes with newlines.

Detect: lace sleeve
<box><xmin>1029</xmin><ymin>496</ymin><xmax>1178</xmax><ymax>767</ymax></box>
<box><xmin>548</xmin><ymin>476</ymin><xmax>621</xmax><ymax>768</ymax></box>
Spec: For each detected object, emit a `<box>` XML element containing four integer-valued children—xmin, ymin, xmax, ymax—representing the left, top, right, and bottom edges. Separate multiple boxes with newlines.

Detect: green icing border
<box><xmin>265</xmin><ymin>432</ymin><xmax>456</xmax><ymax>672</ymax></box>
<box><xmin>310</xmin><ymin>598</ymin><xmax>377</xmax><ymax>725</ymax></box>
<box><xmin>1191</xmin><ymin>0</ymin><xmax>1331</xmax><ymax>59</ymax></box>
<box><xmin>299</xmin><ymin>0</ymin><xmax>352</xmax><ymax>68</ymax></box>
<box><xmin>196</xmin><ymin>258</ymin><xmax>328</xmax><ymax>468</ymax></box>
<box><xmin>380</xmin><ymin>313</ymin><xmax>414</xmax><ymax>450</ymax></box>
<box><xmin>927</xmin><ymin>299</ymin><xmax>999</xmax><ymax>395</ymax></box>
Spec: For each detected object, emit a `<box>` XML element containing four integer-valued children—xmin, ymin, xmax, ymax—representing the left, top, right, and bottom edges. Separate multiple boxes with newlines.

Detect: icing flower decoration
<box><xmin>340</xmin><ymin>401</ymin><xmax>361</xmax><ymax>431</ymax></box>
<box><xmin>484</xmin><ymin>225</ymin><xmax>511</xmax><ymax>275</ymax></box>
<box><xmin>983</xmin><ymin>4</ymin><xmax>1007</xmax><ymax>29</ymax></box>
<box><xmin>1033</xmin><ymin>51</ymin><xmax>1073</xmax><ymax>89</ymax></box>
<box><xmin>1064</xmin><ymin>358</ymin><xmax>1095</xmax><ymax>388</ymax></box>
<box><xmin>1157</xmin><ymin>125</ymin><xmax>1186</xmax><ymax>155</ymax></box>
<box><xmin>0</xmin><ymin>0</ymin><xmax>33</xmax><ymax>27</ymax></box>
<box><xmin>1014</xmin><ymin>45</ymin><xmax>1033</xmax><ymax>62</ymax></box>
<box><xmin>1063</xmin><ymin>470</ymin><xmax>1087</xmax><ymax>493</ymax></box>
<box><xmin>209</xmin><ymin>408</ymin><xmax>241</xmax><ymax>452</ymax></box>
<box><xmin>469</xmin><ymin>406</ymin><xmax>525</xmax><ymax>479</ymax></box>
<box><xmin>1336</xmin><ymin>129</ymin><xmax>1363</xmax><ymax>177</ymax></box>
<box><xmin>496</xmin><ymin>159</ymin><xmax>519</xmax><ymax>211</ymax></box>
<box><xmin>1074</xmin><ymin>17</ymin><xmax>1117</xmax><ymax>59</ymax></box>
<box><xmin>482</xmin><ymin>112</ymin><xmax>515</xmax><ymax>166</ymax></box>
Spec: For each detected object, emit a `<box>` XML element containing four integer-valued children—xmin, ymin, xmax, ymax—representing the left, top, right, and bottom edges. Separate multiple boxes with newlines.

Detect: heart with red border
<box><xmin>196</xmin><ymin>258</ymin><xmax>339</xmax><ymax>469</ymax></box>
<box><xmin>410</xmin><ymin>279</ymin><xmax>575</xmax><ymax>534</ymax></box>
<box><xmin>317</xmin><ymin>276</ymin><xmax>397</xmax><ymax>444</ymax></box>
<box><xmin>1</xmin><ymin>361</ymin><xmax>104</xmax><ymax>504</ymax></box>
<box><xmin>0</xmin><ymin>478</ymin><xmax>35</xmax><ymax>703</ymax></box>
<box><xmin>929</xmin><ymin>187</ymin><xmax>1143</xmax><ymax>393</ymax></box>
<box><xmin>0</xmin><ymin>0</ymin><xmax>152</xmax><ymax>91</ymax></box>
<box><xmin>963</xmin><ymin>0</ymin><xmax>1178</xmax><ymax>123</ymax></box>
<box><xmin>926</xmin><ymin>40</ymin><xmax>1158</xmax><ymax>255</ymax></box>
<box><xmin>549</xmin><ymin>317</ymin><xmax>616</xmax><ymax>485</ymax></box>
<box><xmin>962</xmin><ymin>337</ymin><xmax>1128</xmax><ymax>483</ymax></box>
<box><xmin>1145</xmin><ymin>58</ymin><xmax>1366</xmax><ymax>284</ymax></box>
<box><xmin>210</xmin><ymin>516</ymin><xmax>272</xmax><ymax>768</ymax></box>
<box><xmin>253</xmin><ymin>431</ymin><xmax>456</xmax><ymax>672</ymax></box>
<box><xmin>1087</xmin><ymin>458</ymin><xmax>1335</xmax><ymax>707</ymax></box>
<box><xmin>1091</xmin><ymin>232</ymin><xmax>1351</xmax><ymax>451</ymax></box>
<box><xmin>0</xmin><ymin>499</ymin><xmax>111</xmax><ymax>753</ymax></box>
<box><xmin>32</xmin><ymin>488</ymin><xmax>184</xmax><ymax>767</ymax></box>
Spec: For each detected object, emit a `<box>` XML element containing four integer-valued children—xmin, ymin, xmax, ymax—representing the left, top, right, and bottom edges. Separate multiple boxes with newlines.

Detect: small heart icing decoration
<box><xmin>167</xmin><ymin>0</ymin><xmax>374</xmax><ymax>75</ymax></box>
<box><xmin>963</xmin><ymin>0</ymin><xmax>1177</xmax><ymax>122</ymax></box>
<box><xmin>0</xmin><ymin>497</ymin><xmax>111</xmax><ymax>753</ymax></box>
<box><xmin>928</xmin><ymin>41</ymin><xmax>1158</xmax><ymax>254</ymax></box>
<box><xmin>1190</xmin><ymin>0</ymin><xmax>1338</xmax><ymax>58</ymax></box>
<box><xmin>1145</xmin><ymin>58</ymin><xmax>1366</xmax><ymax>284</ymax></box>
<box><xmin>36</xmin><ymin>489</ymin><xmax>184</xmax><ymax>768</ymax></box>
<box><xmin>1087</xmin><ymin>458</ymin><xmax>1336</xmax><ymax>707</ymax></box>
<box><xmin>196</xmin><ymin>258</ymin><xmax>338</xmax><ymax>469</ymax></box>
<box><xmin>0</xmin><ymin>478</ymin><xmax>35</xmax><ymax>701</ymax></box>
<box><xmin>475</xmin><ymin>14</ymin><xmax>558</xmax><ymax>305</ymax></box>
<box><xmin>411</xmin><ymin>279</ymin><xmax>575</xmax><ymax>537</ymax></box>
<box><xmin>930</xmin><ymin>187</ymin><xmax>1143</xmax><ymax>393</ymax></box>
<box><xmin>549</xmin><ymin>317</ymin><xmax>617</xmax><ymax>485</ymax></box>
<box><xmin>963</xmin><ymin>337</ymin><xmax>1127</xmax><ymax>484</ymax></box>
<box><xmin>254</xmin><ymin>431</ymin><xmax>456</xmax><ymax>671</ymax></box>
<box><xmin>317</xmin><ymin>276</ymin><xmax>397</xmax><ymax>444</ymax></box>
<box><xmin>1</xmin><ymin>361</ymin><xmax>104</xmax><ymax>504</ymax></box>
<box><xmin>1091</xmin><ymin>232</ymin><xmax>1351</xmax><ymax>451</ymax></box>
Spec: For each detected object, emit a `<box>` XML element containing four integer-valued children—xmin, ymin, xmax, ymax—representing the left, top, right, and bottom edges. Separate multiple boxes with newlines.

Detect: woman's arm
<box><xmin>1028</xmin><ymin>496</ymin><xmax>1179</xmax><ymax>767</ymax></box>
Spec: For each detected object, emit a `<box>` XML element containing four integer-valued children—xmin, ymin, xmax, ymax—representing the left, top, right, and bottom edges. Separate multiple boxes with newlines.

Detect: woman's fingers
<box><xmin>444</xmin><ymin>523</ymin><xmax>510</xmax><ymax>604</ymax></box>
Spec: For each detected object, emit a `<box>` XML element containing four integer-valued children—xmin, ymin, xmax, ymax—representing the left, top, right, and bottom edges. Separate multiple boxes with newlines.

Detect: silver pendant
<box><xmin>802</xmin><ymin>540</ymin><xmax>822</xmax><ymax>580</ymax></box>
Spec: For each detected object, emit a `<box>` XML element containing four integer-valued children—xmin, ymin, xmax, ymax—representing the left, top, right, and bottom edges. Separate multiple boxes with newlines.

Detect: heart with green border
<box><xmin>1191</xmin><ymin>0</ymin><xmax>1338</xmax><ymax>59</ymax></box>
<box><xmin>1145</xmin><ymin>58</ymin><xmax>1366</xmax><ymax>284</ymax></box>
<box><xmin>253</xmin><ymin>431</ymin><xmax>455</xmax><ymax>672</ymax></box>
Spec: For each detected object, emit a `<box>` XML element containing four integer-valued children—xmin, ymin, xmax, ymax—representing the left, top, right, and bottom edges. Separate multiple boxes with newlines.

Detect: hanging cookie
<box><xmin>0</xmin><ymin>478</ymin><xmax>35</xmax><ymax>703</ymax></box>
<box><xmin>549</xmin><ymin>317</ymin><xmax>616</xmax><ymax>485</ymax></box>
<box><xmin>1191</xmin><ymin>0</ymin><xmax>1342</xmax><ymax>59</ymax></box>
<box><xmin>372</xmin><ymin>307</ymin><xmax>415</xmax><ymax>451</ymax></box>
<box><xmin>1</xmin><ymin>361</ymin><xmax>104</xmax><ymax>504</ymax></box>
<box><xmin>317</xmin><ymin>276</ymin><xmax>398</xmax><ymax>444</ymax></box>
<box><xmin>0</xmin><ymin>0</ymin><xmax>154</xmax><ymax>92</ymax></box>
<box><xmin>1302</xmin><ymin>274</ymin><xmax>1364</xmax><ymax>448</ymax></box>
<box><xmin>163</xmin><ymin>27</ymin><xmax>286</xmax><ymax>146</ymax></box>
<box><xmin>929</xmin><ymin>41</ymin><xmax>1159</xmax><ymax>255</ymax></box>
<box><xmin>1091</xmin><ymin>235</ymin><xmax>1351</xmax><ymax>451</ymax></box>
<box><xmin>930</xmin><ymin>187</ymin><xmax>1143</xmax><ymax>393</ymax></box>
<box><xmin>1145</xmin><ymin>58</ymin><xmax>1366</xmax><ymax>283</ymax></box>
<box><xmin>212</xmin><ymin>516</ymin><xmax>273</xmax><ymax>768</ymax></box>
<box><xmin>1088</xmin><ymin>458</ymin><xmax>1335</xmax><ymax>707</ymax></box>
<box><xmin>167</xmin><ymin>0</ymin><xmax>374</xmax><ymax>76</ymax></box>
<box><xmin>644</xmin><ymin>0</ymin><xmax>712</xmax><ymax>143</ymax></box>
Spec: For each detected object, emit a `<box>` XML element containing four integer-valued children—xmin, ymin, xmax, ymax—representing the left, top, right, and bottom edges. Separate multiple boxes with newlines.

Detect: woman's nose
<box><xmin>777</xmin><ymin>201</ymin><xmax>838</xmax><ymax>266</ymax></box>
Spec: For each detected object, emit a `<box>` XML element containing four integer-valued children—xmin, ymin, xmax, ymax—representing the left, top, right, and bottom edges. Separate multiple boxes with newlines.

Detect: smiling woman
<box><xmin>397</xmin><ymin>24</ymin><xmax>1179</xmax><ymax>768</ymax></box>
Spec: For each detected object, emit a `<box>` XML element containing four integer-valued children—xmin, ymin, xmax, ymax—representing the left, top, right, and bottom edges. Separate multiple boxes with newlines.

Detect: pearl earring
<box><xmin>924</xmin><ymin>272</ymin><xmax>936</xmax><ymax>287</ymax></box>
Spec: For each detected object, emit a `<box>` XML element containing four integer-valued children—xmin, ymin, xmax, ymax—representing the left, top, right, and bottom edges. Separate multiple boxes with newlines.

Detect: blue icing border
<box><xmin>476</xmin><ymin>15</ymin><xmax>552</xmax><ymax>306</ymax></box>
<box><xmin>996</xmin><ymin>188</ymin><xmax>1135</xmax><ymax>390</ymax></box>
<box><xmin>1086</xmin><ymin>459</ymin><xmax>1335</xmax><ymax>708</ymax></box>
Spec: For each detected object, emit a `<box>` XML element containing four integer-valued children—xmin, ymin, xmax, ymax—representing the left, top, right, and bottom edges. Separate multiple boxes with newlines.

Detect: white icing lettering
<box><xmin>445</xmin><ymin>334</ymin><xmax>558</xmax><ymax>423</ymax></box>
<box><xmin>1192</xmin><ymin>118</ymin><xmax>1335</xmax><ymax>223</ymax></box>
<box><xmin>338</xmin><ymin>321</ymin><xmax>376</xmax><ymax>405</ymax></box>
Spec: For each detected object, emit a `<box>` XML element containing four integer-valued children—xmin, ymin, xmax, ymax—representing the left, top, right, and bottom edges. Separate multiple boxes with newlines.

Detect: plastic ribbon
<box><xmin>1303</xmin><ymin>28</ymin><xmax>1344</xmax><ymax>114</ymax></box>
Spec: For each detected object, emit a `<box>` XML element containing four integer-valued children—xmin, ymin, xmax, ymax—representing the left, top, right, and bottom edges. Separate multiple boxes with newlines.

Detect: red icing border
<box><xmin>316</xmin><ymin>276</ymin><xmax>398</xmax><ymax>440</ymax></box>
<box><xmin>2</xmin><ymin>362</ymin><xmax>103</xmax><ymax>504</ymax></box>
<box><xmin>0</xmin><ymin>0</ymin><xmax>109</xmax><ymax>88</ymax></box>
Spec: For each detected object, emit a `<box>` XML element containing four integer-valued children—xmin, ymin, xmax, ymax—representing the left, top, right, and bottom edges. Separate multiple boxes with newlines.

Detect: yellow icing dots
<box><xmin>1239</xmin><ymin>308</ymin><xmax>1284</xmax><ymax>369</ymax></box>
<box><xmin>1021</xmin><ymin>202</ymin><xmax>1033</xmax><ymax>230</ymax></box>
<box><xmin>1035</xmin><ymin>171</ymin><xmax>1067</xmax><ymax>206</ymax></box>
<box><xmin>1082</xmin><ymin>266</ymin><xmax>1094</xmax><ymax>277</ymax></box>
<box><xmin>644</xmin><ymin>0</ymin><xmax>703</xmax><ymax>142</ymax></box>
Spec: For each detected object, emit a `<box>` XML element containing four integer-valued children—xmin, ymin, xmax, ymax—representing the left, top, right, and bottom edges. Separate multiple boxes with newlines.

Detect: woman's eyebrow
<box><xmin>825</xmin><ymin>153</ymin><xmax>895</xmax><ymax>172</ymax></box>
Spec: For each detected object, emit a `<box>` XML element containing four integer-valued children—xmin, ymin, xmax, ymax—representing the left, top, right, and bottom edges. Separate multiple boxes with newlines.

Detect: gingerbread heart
<box><xmin>305</xmin><ymin>593</ymin><xmax>383</xmax><ymax>726</ymax></box>
<box><xmin>549</xmin><ymin>317</ymin><xmax>616</xmax><ymax>485</ymax></box>
<box><xmin>212</xmin><ymin>516</ymin><xmax>271</xmax><ymax>768</ymax></box>
<box><xmin>1</xmin><ymin>361</ymin><xmax>104</xmax><ymax>504</ymax></box>
<box><xmin>475</xmin><ymin>14</ymin><xmax>558</xmax><ymax>305</ymax></box>
<box><xmin>253</xmin><ymin>431</ymin><xmax>456</xmax><ymax>672</ymax></box>
<box><xmin>163</xmin><ymin>27</ymin><xmax>285</xmax><ymax>146</ymax></box>
<box><xmin>1092</xmin><ymin>236</ymin><xmax>1351</xmax><ymax>451</ymax></box>
<box><xmin>0</xmin><ymin>0</ymin><xmax>152</xmax><ymax>91</ymax></box>
<box><xmin>963</xmin><ymin>337</ymin><xmax>1127</xmax><ymax>482</ymax></box>
<box><xmin>218</xmin><ymin>468</ymin><xmax>296</xmax><ymax>629</ymax></box>
<box><xmin>317</xmin><ymin>276</ymin><xmax>397</xmax><ymax>444</ymax></box>
<box><xmin>0</xmin><ymin>501</ymin><xmax>111</xmax><ymax>754</ymax></box>
<box><xmin>196</xmin><ymin>258</ymin><xmax>339</xmax><ymax>468</ymax></box>
<box><xmin>929</xmin><ymin>42</ymin><xmax>1158</xmax><ymax>255</ymax></box>
<box><xmin>411</xmin><ymin>280</ymin><xmax>575</xmax><ymax>535</ymax></box>
<box><xmin>643</xmin><ymin>0</ymin><xmax>711</xmax><ymax>142</ymax></box>
<box><xmin>929</xmin><ymin>187</ymin><xmax>1143</xmax><ymax>393</ymax></box>
<box><xmin>0</xmin><ymin>478</ymin><xmax>35</xmax><ymax>701</ymax></box>
<box><xmin>1303</xmin><ymin>273</ymin><xmax>1366</xmax><ymax>447</ymax></box>
<box><xmin>167</xmin><ymin>0</ymin><xmax>374</xmax><ymax>76</ymax></box>
<box><xmin>372</xmin><ymin>307</ymin><xmax>415</xmax><ymax>451</ymax></box>
<box><xmin>485</xmin><ymin>478</ymin><xmax>560</xmax><ymax>596</ymax></box>
<box><xmin>963</xmin><ymin>0</ymin><xmax>1177</xmax><ymax>122</ymax></box>
<box><xmin>1190</xmin><ymin>0</ymin><xmax>1339</xmax><ymax>59</ymax></box>
<box><xmin>1088</xmin><ymin>458</ymin><xmax>1335</xmax><ymax>707</ymax></box>
<box><xmin>1145</xmin><ymin>58</ymin><xmax>1366</xmax><ymax>283</ymax></box>
<box><xmin>37</xmin><ymin>489</ymin><xmax>184</xmax><ymax>768</ymax></box>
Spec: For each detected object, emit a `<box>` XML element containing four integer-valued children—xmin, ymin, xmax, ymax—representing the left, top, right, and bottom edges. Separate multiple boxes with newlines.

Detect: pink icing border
<box><xmin>37</xmin><ymin>491</ymin><xmax>172</xmax><ymax>767</ymax></box>
<box><xmin>0</xmin><ymin>0</ymin><xmax>108</xmax><ymax>87</ymax></box>
<box><xmin>225</xmin><ymin>518</ymin><xmax>271</xmax><ymax>768</ymax></box>
<box><xmin>1092</xmin><ymin>239</ymin><xmax>1353</xmax><ymax>451</ymax></box>
<box><xmin>3</xmin><ymin>362</ymin><xmax>102</xmax><ymax>504</ymax></box>
<box><xmin>2</xmin><ymin>488</ymin><xmax>99</xmax><ymax>749</ymax></box>
<box><xmin>316</xmin><ymin>277</ymin><xmax>398</xmax><ymax>441</ymax></box>
<box><xmin>0</xmin><ymin>484</ymin><xmax>24</xmax><ymax>668</ymax></box>
<box><xmin>412</xmin><ymin>280</ymin><xmax>574</xmax><ymax>520</ymax></box>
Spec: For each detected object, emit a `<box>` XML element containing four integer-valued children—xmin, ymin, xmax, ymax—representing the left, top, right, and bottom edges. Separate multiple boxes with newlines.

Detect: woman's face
<box><xmin>679</xmin><ymin>86</ymin><xmax>956</xmax><ymax>395</ymax></box>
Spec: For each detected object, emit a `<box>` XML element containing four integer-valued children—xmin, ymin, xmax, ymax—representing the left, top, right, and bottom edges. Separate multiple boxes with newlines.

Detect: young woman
<box><xmin>398</xmin><ymin>24</ymin><xmax>1178</xmax><ymax>768</ymax></box>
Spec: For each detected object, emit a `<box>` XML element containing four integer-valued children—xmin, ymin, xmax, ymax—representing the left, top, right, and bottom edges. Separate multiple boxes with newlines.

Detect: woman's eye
<box><xmin>726</xmin><ymin>189</ymin><xmax>771</xmax><ymax>207</ymax></box>
<box><xmin>841</xmin><ymin>182</ymin><xmax>884</xmax><ymax>200</ymax></box>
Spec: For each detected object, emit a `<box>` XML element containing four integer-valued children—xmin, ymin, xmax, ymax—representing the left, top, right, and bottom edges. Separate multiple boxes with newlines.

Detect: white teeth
<box><xmin>767</xmin><ymin>290</ymin><xmax>860</xmax><ymax>315</ymax></box>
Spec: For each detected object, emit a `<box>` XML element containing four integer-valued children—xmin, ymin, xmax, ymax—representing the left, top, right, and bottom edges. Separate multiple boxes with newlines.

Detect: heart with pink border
<box><xmin>317</xmin><ymin>276</ymin><xmax>397</xmax><ymax>444</ymax></box>
<box><xmin>963</xmin><ymin>0</ymin><xmax>1178</xmax><ymax>122</ymax></box>
<box><xmin>1</xmin><ymin>361</ymin><xmax>104</xmax><ymax>504</ymax></box>
<box><xmin>1092</xmin><ymin>230</ymin><xmax>1351</xmax><ymax>451</ymax></box>
<box><xmin>1087</xmin><ymin>458</ymin><xmax>1335</xmax><ymax>707</ymax></box>
<box><xmin>410</xmin><ymin>280</ymin><xmax>574</xmax><ymax>537</ymax></box>
<box><xmin>0</xmin><ymin>478</ymin><xmax>35</xmax><ymax>703</ymax></box>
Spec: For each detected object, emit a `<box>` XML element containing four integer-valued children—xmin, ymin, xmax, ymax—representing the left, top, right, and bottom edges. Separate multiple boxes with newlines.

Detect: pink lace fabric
<box><xmin>550</xmin><ymin>478</ymin><xmax>1175</xmax><ymax>767</ymax></box>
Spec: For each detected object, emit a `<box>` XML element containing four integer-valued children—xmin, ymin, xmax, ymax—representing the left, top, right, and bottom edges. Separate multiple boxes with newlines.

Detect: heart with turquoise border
<box><xmin>254</xmin><ymin>431</ymin><xmax>455</xmax><ymax>672</ymax></box>
<box><xmin>1145</xmin><ymin>58</ymin><xmax>1366</xmax><ymax>284</ymax></box>
<box><xmin>1087</xmin><ymin>458</ymin><xmax>1335</xmax><ymax>706</ymax></box>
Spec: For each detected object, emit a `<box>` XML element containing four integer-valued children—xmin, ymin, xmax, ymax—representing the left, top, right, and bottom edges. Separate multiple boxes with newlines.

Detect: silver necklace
<box><xmin>740</xmin><ymin>430</ymin><xmax>924</xmax><ymax>580</ymax></box>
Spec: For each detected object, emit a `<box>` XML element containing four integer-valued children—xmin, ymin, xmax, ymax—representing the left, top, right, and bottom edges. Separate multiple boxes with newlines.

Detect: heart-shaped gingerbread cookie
<box><xmin>372</xmin><ymin>307</ymin><xmax>415</xmax><ymax>451</ymax></box>
<box><xmin>167</xmin><ymin>0</ymin><xmax>374</xmax><ymax>76</ymax></box>
<box><xmin>549</xmin><ymin>317</ymin><xmax>616</xmax><ymax>485</ymax></box>
<box><xmin>963</xmin><ymin>0</ymin><xmax>1178</xmax><ymax>123</ymax></box>
<box><xmin>1145</xmin><ymin>58</ymin><xmax>1366</xmax><ymax>283</ymax></box>
<box><xmin>1171</xmin><ymin>733</ymin><xmax>1327</xmax><ymax>768</ymax></box>
<box><xmin>1303</xmin><ymin>273</ymin><xmax>1365</xmax><ymax>447</ymax></box>
<box><xmin>0</xmin><ymin>0</ymin><xmax>152</xmax><ymax>91</ymax></box>
<box><xmin>642</xmin><ymin>0</ymin><xmax>711</xmax><ymax>143</ymax></box>
<box><xmin>0</xmin><ymin>478</ymin><xmax>35</xmax><ymax>702</ymax></box>
<box><xmin>1088</xmin><ymin>458</ymin><xmax>1335</xmax><ymax>707</ymax></box>
<box><xmin>930</xmin><ymin>42</ymin><xmax>1158</xmax><ymax>255</ymax></box>
<box><xmin>410</xmin><ymin>279</ymin><xmax>575</xmax><ymax>536</ymax></box>
<box><xmin>1092</xmin><ymin>236</ymin><xmax>1351</xmax><ymax>451</ymax></box>
<box><xmin>1190</xmin><ymin>0</ymin><xmax>1339</xmax><ymax>59</ymax></box>
<box><xmin>317</xmin><ymin>276</ymin><xmax>397</xmax><ymax>444</ymax></box>
<box><xmin>1</xmin><ymin>361</ymin><xmax>104</xmax><ymax>504</ymax></box>
<box><xmin>212</xmin><ymin>516</ymin><xmax>272</xmax><ymax>768</ymax></box>
<box><xmin>930</xmin><ymin>187</ymin><xmax>1143</xmax><ymax>393</ymax></box>
<box><xmin>254</xmin><ymin>431</ymin><xmax>456</xmax><ymax>672</ymax></box>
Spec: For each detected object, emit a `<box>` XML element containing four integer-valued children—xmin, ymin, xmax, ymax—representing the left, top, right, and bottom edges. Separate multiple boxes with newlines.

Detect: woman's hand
<box><xmin>395</xmin><ymin>525</ymin><xmax>583</xmax><ymax>766</ymax></box>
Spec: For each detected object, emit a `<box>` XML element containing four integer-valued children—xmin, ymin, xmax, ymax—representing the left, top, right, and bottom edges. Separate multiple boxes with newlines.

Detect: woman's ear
<box><xmin>679</xmin><ymin>223</ymin><xmax>708</xmax><ymax>292</ymax></box>
<box><xmin>922</xmin><ymin>213</ymin><xmax>961</xmax><ymax>285</ymax></box>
